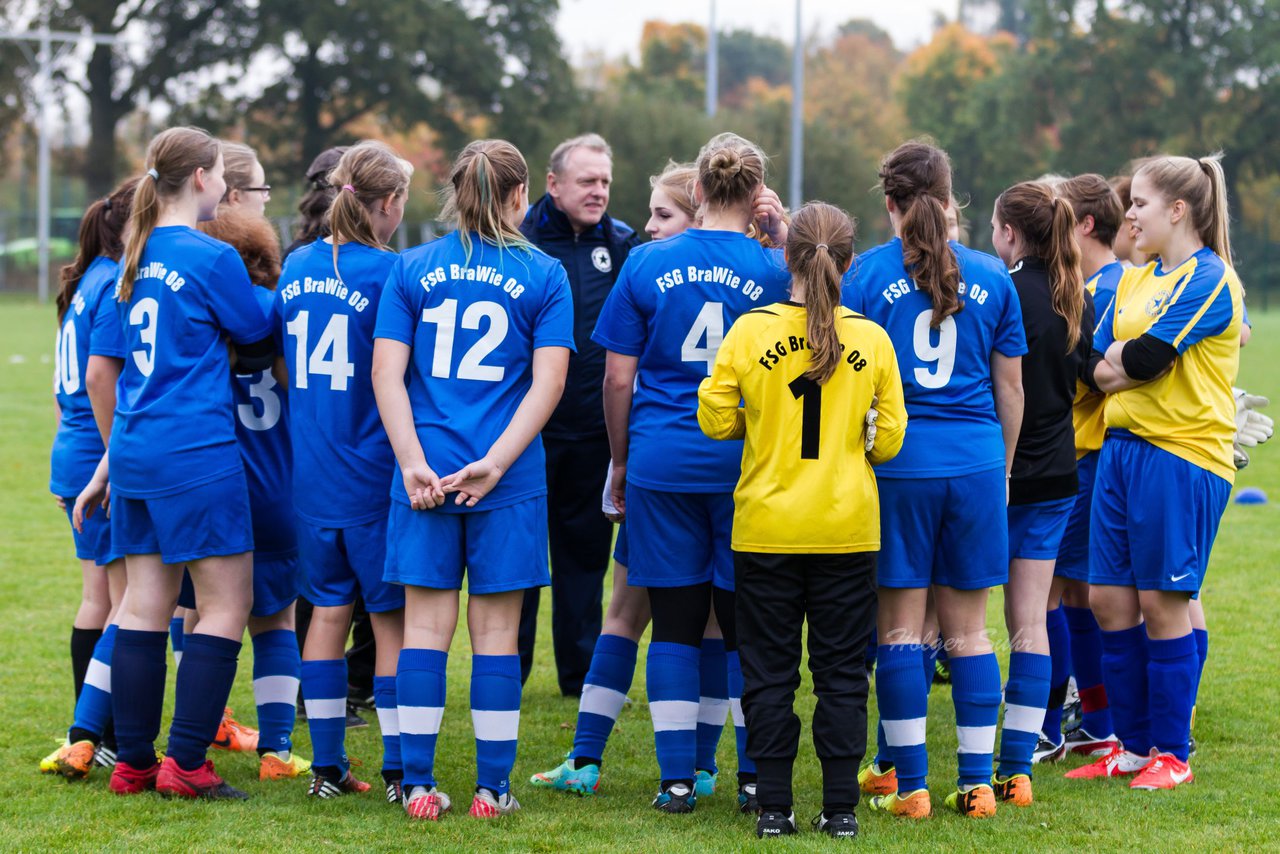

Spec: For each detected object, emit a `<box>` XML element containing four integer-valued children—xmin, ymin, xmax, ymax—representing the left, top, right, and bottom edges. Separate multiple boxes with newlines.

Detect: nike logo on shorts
<box><xmin>1169</xmin><ymin>572</ymin><xmax>1194</xmax><ymax>582</ymax></box>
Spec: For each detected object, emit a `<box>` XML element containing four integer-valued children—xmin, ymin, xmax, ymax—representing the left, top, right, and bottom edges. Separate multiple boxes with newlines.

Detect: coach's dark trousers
<box><xmin>519</xmin><ymin>434</ymin><xmax>613</xmax><ymax>695</ymax></box>
<box><xmin>736</xmin><ymin>550</ymin><xmax>878</xmax><ymax>814</ymax></box>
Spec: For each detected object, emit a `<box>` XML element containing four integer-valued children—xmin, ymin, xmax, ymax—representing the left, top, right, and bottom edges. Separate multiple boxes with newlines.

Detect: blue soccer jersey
<box><xmin>278</xmin><ymin>239</ymin><xmax>399</xmax><ymax>527</ymax></box>
<box><xmin>844</xmin><ymin>237</ymin><xmax>1027</xmax><ymax>477</ymax></box>
<box><xmin>1088</xmin><ymin>260</ymin><xmax>1124</xmax><ymax>325</ymax></box>
<box><xmin>591</xmin><ymin>229</ymin><xmax>791</xmax><ymax>492</ymax></box>
<box><xmin>109</xmin><ymin>226</ymin><xmax>272</xmax><ymax>498</ymax></box>
<box><xmin>232</xmin><ymin>287</ymin><xmax>296</xmax><ymax>560</ymax></box>
<box><xmin>51</xmin><ymin>255</ymin><xmax>126</xmax><ymax>496</ymax></box>
<box><xmin>374</xmin><ymin>231</ymin><xmax>576</xmax><ymax>512</ymax></box>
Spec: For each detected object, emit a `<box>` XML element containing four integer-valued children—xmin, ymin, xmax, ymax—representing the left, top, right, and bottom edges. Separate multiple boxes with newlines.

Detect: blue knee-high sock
<box><xmin>874</xmin><ymin>720</ymin><xmax>892</xmax><ymax>768</ymax></box>
<box><xmin>70</xmin><ymin>624</ymin><xmax>117</xmax><ymax>741</ymax></box>
<box><xmin>1042</xmin><ymin>608</ymin><xmax>1071</xmax><ymax>736</ymax></box>
<box><xmin>1100</xmin><ymin>625</ymin><xmax>1150</xmax><ymax>756</ymax></box>
<box><xmin>472</xmin><ymin>655</ymin><xmax>522</xmax><ymax>796</ymax></box>
<box><xmin>695</xmin><ymin>638</ymin><xmax>728</xmax><ymax>775</ymax></box>
<box><xmin>1192</xmin><ymin>628</ymin><xmax>1208</xmax><ymax>701</ymax></box>
<box><xmin>997</xmin><ymin>652</ymin><xmax>1051</xmax><ymax>778</ymax></box>
<box><xmin>1148</xmin><ymin>632</ymin><xmax>1196</xmax><ymax>762</ymax></box>
<box><xmin>251</xmin><ymin>629</ymin><xmax>300</xmax><ymax>756</ymax></box>
<box><xmin>110</xmin><ymin>629</ymin><xmax>167</xmax><ymax>769</ymax></box>
<box><xmin>922</xmin><ymin>642</ymin><xmax>941</xmax><ymax>695</ymax></box>
<box><xmin>726</xmin><ymin>649</ymin><xmax>754</xmax><ymax>779</ymax></box>
<box><xmin>950</xmin><ymin>653</ymin><xmax>1002</xmax><ymax>788</ymax></box>
<box><xmin>301</xmin><ymin>658</ymin><xmax>349</xmax><ymax>771</ymax></box>
<box><xmin>374</xmin><ymin>675</ymin><xmax>402</xmax><ymax>774</ymax></box>
<box><xmin>1063</xmin><ymin>606</ymin><xmax>1112</xmax><ymax>736</ymax></box>
<box><xmin>876</xmin><ymin>644</ymin><xmax>928</xmax><ymax>794</ymax></box>
<box><xmin>168</xmin><ymin>634</ymin><xmax>241</xmax><ymax>771</ymax></box>
<box><xmin>572</xmin><ymin>634</ymin><xmax>638</xmax><ymax>765</ymax></box>
<box><xmin>169</xmin><ymin>617</ymin><xmax>185</xmax><ymax>667</ymax></box>
<box><xmin>647</xmin><ymin>641</ymin><xmax>701</xmax><ymax>785</ymax></box>
<box><xmin>397</xmin><ymin>649</ymin><xmax>446</xmax><ymax>790</ymax></box>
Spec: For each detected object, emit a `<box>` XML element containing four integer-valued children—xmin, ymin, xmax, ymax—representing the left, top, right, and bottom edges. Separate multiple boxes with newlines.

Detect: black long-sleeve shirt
<box><xmin>1009</xmin><ymin>256</ymin><xmax>1095</xmax><ymax>505</ymax></box>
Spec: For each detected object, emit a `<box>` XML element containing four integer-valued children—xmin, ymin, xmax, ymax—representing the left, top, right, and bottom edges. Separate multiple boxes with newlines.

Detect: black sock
<box><xmin>70</xmin><ymin>627</ymin><xmax>103</xmax><ymax>702</ymax></box>
<box><xmin>381</xmin><ymin>768</ymin><xmax>404</xmax><ymax>785</ymax></box>
<box><xmin>1048</xmin><ymin>678</ymin><xmax>1070</xmax><ymax>710</ymax></box>
<box><xmin>101</xmin><ymin>717</ymin><xmax>116</xmax><ymax>751</ymax></box>
<box><xmin>660</xmin><ymin>777</ymin><xmax>695</xmax><ymax>790</ymax></box>
<box><xmin>313</xmin><ymin>764</ymin><xmax>344</xmax><ymax>783</ymax></box>
<box><xmin>820</xmin><ymin>758</ymin><xmax>858</xmax><ymax>814</ymax></box>
<box><xmin>574</xmin><ymin>756</ymin><xmax>602</xmax><ymax>769</ymax></box>
<box><xmin>67</xmin><ymin>726</ymin><xmax>99</xmax><ymax>745</ymax></box>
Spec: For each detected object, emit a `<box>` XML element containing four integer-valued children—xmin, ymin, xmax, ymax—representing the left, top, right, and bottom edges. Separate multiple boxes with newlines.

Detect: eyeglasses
<box><xmin>240</xmin><ymin>186</ymin><xmax>272</xmax><ymax>198</ymax></box>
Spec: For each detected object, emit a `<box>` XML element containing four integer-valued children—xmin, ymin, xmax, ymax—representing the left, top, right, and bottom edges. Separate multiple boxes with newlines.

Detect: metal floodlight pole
<box><xmin>0</xmin><ymin>23</ymin><xmax>124</xmax><ymax>303</ymax></box>
<box><xmin>789</xmin><ymin>0</ymin><xmax>804</xmax><ymax>211</ymax></box>
<box><xmin>706</xmin><ymin>0</ymin><xmax>718</xmax><ymax>118</ymax></box>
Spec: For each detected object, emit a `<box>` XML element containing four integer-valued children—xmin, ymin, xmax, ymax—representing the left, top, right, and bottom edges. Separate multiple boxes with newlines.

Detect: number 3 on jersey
<box><xmin>682</xmin><ymin>301</ymin><xmax>724</xmax><ymax>374</ymax></box>
<box><xmin>287</xmin><ymin>310</ymin><xmax>355</xmax><ymax>390</ymax></box>
<box><xmin>912</xmin><ymin>309</ymin><xmax>956</xmax><ymax>389</ymax></box>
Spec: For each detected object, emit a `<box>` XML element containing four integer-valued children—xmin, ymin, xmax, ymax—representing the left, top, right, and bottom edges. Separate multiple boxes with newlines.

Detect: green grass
<box><xmin>3</xmin><ymin>299</ymin><xmax>1280</xmax><ymax>851</ymax></box>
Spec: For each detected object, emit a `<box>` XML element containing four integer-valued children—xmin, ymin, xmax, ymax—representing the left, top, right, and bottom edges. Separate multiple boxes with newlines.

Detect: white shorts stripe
<box><xmin>376</xmin><ymin>707</ymin><xmax>400</xmax><ymax>737</ymax></box>
<box><xmin>698</xmin><ymin>696</ymin><xmax>730</xmax><ymax>726</ymax></box>
<box><xmin>472</xmin><ymin>709</ymin><xmax>520</xmax><ymax>742</ymax></box>
<box><xmin>579</xmin><ymin>685</ymin><xmax>628</xmax><ymax>721</ymax></box>
<box><xmin>398</xmin><ymin>704</ymin><xmax>445</xmax><ymax>736</ymax></box>
<box><xmin>649</xmin><ymin>699</ymin><xmax>699</xmax><ymax>732</ymax></box>
<box><xmin>882</xmin><ymin>716</ymin><xmax>928</xmax><ymax>747</ymax></box>
<box><xmin>1002</xmin><ymin>703</ymin><xmax>1044</xmax><ymax>735</ymax></box>
<box><xmin>956</xmin><ymin>724</ymin><xmax>998</xmax><ymax>754</ymax></box>
<box><xmin>730</xmin><ymin>697</ymin><xmax>745</xmax><ymax>728</ymax></box>
<box><xmin>303</xmin><ymin>697</ymin><xmax>346</xmax><ymax>721</ymax></box>
<box><xmin>84</xmin><ymin>659</ymin><xmax>111</xmax><ymax>694</ymax></box>
<box><xmin>252</xmin><ymin>675</ymin><xmax>299</xmax><ymax>707</ymax></box>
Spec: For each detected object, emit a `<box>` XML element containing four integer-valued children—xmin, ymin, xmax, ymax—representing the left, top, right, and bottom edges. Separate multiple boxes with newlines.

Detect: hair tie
<box><xmin>146</xmin><ymin>168</ymin><xmax>159</xmax><ymax>181</ymax></box>
<box><xmin>815</xmin><ymin>243</ymin><xmax>829</xmax><ymax>251</ymax></box>
<box><xmin>102</xmin><ymin>197</ymin><xmax>112</xmax><ymax>211</ymax></box>
<box><xmin>342</xmin><ymin>184</ymin><xmax>356</xmax><ymax>193</ymax></box>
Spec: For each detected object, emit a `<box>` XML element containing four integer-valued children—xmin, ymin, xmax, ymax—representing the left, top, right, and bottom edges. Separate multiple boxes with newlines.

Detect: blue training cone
<box><xmin>1234</xmin><ymin>487</ymin><xmax>1268</xmax><ymax>505</ymax></box>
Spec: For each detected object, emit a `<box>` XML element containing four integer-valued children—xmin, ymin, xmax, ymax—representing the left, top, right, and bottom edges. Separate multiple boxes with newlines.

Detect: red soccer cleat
<box><xmin>156</xmin><ymin>756</ymin><xmax>248</xmax><ymax>799</ymax></box>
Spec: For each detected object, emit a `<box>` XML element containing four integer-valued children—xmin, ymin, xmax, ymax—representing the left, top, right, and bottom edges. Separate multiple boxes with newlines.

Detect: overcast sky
<box><xmin>554</xmin><ymin>0</ymin><xmax>957</xmax><ymax>63</ymax></box>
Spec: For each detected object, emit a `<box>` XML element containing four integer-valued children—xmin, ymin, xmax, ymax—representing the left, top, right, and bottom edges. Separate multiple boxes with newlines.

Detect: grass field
<box><xmin>2</xmin><ymin>296</ymin><xmax>1280</xmax><ymax>852</ymax></box>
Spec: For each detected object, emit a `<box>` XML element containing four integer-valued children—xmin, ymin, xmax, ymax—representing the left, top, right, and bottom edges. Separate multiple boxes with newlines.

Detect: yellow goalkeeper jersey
<box><xmin>697</xmin><ymin>301</ymin><xmax>906</xmax><ymax>553</ymax></box>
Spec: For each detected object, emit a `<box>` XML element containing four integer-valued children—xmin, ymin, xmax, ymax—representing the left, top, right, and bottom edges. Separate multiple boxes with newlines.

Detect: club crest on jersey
<box><xmin>592</xmin><ymin>246</ymin><xmax>612</xmax><ymax>274</ymax></box>
<box><xmin>1145</xmin><ymin>288</ymin><xmax>1172</xmax><ymax>317</ymax></box>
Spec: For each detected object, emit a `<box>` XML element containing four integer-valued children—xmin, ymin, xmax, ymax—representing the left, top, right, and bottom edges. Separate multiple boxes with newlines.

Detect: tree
<box><xmin>805</xmin><ymin>21</ymin><xmax>905</xmax><ymax>242</ymax></box>
<box><xmin>717</xmin><ymin>29</ymin><xmax>790</xmax><ymax>108</ymax></box>
<box><xmin>49</xmin><ymin>0</ymin><xmax>257</xmax><ymax>196</ymax></box>
<box><xmin>898</xmin><ymin>24</ymin><xmax>1051</xmax><ymax>243</ymax></box>
<box><xmin>236</xmin><ymin>0</ymin><xmax>573</xmax><ymax>181</ymax></box>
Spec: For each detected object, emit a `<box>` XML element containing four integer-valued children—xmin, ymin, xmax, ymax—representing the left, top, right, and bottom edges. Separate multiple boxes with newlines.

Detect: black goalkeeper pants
<box><xmin>735</xmin><ymin>550</ymin><xmax>877</xmax><ymax>814</ymax></box>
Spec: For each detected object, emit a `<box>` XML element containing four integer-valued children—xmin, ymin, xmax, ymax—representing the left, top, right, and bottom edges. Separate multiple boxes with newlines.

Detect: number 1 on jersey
<box><xmin>788</xmin><ymin>373</ymin><xmax>822</xmax><ymax>460</ymax></box>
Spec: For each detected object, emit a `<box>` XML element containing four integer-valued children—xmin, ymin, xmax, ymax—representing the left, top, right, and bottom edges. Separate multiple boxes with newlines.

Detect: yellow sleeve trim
<box><xmin>1171</xmin><ymin>273</ymin><xmax>1229</xmax><ymax>350</ymax></box>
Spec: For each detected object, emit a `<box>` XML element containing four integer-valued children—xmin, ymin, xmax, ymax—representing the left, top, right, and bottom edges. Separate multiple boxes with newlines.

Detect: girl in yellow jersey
<box><xmin>1068</xmin><ymin>155</ymin><xmax>1242</xmax><ymax>791</ymax></box>
<box><xmin>698</xmin><ymin>203</ymin><xmax>906</xmax><ymax>839</ymax></box>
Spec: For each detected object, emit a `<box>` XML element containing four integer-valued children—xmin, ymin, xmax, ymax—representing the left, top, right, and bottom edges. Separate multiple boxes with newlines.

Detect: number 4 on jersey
<box><xmin>682</xmin><ymin>301</ymin><xmax>725</xmax><ymax>375</ymax></box>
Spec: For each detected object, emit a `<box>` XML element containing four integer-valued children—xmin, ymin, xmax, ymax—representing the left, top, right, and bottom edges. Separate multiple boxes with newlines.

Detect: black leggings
<box><xmin>648</xmin><ymin>582</ymin><xmax>737</xmax><ymax>650</ymax></box>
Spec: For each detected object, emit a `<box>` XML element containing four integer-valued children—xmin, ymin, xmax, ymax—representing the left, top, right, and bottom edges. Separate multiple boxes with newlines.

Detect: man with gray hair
<box><xmin>518</xmin><ymin>133</ymin><xmax>641</xmax><ymax>696</ymax></box>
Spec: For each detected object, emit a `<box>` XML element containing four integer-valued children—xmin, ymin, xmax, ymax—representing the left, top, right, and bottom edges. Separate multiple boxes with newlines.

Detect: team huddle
<box><xmin>39</xmin><ymin>122</ymin><xmax>1274</xmax><ymax>840</ymax></box>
